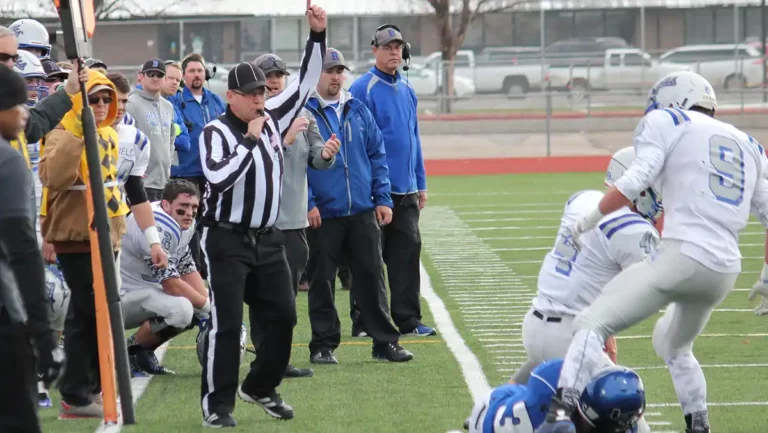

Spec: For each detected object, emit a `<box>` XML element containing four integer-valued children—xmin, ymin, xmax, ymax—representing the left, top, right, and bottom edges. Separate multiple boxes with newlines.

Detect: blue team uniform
<box><xmin>474</xmin><ymin>359</ymin><xmax>639</xmax><ymax>433</ymax></box>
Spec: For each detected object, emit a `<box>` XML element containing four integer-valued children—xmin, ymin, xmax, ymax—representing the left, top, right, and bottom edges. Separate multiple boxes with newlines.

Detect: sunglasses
<box><xmin>234</xmin><ymin>89</ymin><xmax>266</xmax><ymax>97</ymax></box>
<box><xmin>144</xmin><ymin>71</ymin><xmax>165</xmax><ymax>79</ymax></box>
<box><xmin>0</xmin><ymin>53</ymin><xmax>20</xmax><ymax>63</ymax></box>
<box><xmin>257</xmin><ymin>57</ymin><xmax>286</xmax><ymax>72</ymax></box>
<box><xmin>88</xmin><ymin>95</ymin><xmax>113</xmax><ymax>105</ymax></box>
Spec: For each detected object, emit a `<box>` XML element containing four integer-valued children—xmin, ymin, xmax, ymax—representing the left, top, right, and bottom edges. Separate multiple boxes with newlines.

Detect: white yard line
<box><xmin>420</xmin><ymin>263</ymin><xmax>490</xmax><ymax>402</ymax></box>
<box><xmin>94</xmin><ymin>342</ymin><xmax>170</xmax><ymax>433</ymax></box>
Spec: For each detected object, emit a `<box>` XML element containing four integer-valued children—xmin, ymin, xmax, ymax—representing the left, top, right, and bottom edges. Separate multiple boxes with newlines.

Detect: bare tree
<box><xmin>423</xmin><ymin>0</ymin><xmax>504</xmax><ymax>112</ymax></box>
<box><xmin>0</xmin><ymin>0</ymin><xmax>192</xmax><ymax>19</ymax></box>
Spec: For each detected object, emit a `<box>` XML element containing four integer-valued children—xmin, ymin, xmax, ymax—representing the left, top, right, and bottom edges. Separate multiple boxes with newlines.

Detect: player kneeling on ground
<box><xmin>120</xmin><ymin>179</ymin><xmax>210</xmax><ymax>375</ymax></box>
<box><xmin>465</xmin><ymin>359</ymin><xmax>649</xmax><ymax>433</ymax></box>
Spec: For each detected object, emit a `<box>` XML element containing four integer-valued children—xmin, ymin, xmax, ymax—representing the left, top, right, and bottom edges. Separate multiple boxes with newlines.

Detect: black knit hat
<box><xmin>0</xmin><ymin>64</ymin><xmax>28</xmax><ymax>111</ymax></box>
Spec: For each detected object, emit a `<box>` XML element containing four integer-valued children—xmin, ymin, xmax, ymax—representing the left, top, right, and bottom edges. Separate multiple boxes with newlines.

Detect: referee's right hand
<box><xmin>247</xmin><ymin>114</ymin><xmax>270</xmax><ymax>139</ymax></box>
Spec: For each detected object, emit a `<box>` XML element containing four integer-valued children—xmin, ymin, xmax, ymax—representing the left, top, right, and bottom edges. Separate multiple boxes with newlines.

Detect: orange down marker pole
<box><xmin>83</xmin><ymin>166</ymin><xmax>119</xmax><ymax>425</ymax></box>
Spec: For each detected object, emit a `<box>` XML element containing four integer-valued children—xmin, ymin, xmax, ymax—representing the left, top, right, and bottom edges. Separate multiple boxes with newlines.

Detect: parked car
<box><xmin>658</xmin><ymin>44</ymin><xmax>765</xmax><ymax>89</ymax></box>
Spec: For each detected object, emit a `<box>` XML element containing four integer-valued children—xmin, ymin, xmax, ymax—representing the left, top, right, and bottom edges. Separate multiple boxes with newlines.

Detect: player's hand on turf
<box><xmin>150</xmin><ymin>243</ymin><xmax>169</xmax><ymax>269</ymax></box>
<box><xmin>375</xmin><ymin>205</ymin><xmax>393</xmax><ymax>226</ymax></box>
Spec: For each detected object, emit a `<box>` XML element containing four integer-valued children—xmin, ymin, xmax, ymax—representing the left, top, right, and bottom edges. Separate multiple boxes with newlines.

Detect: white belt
<box><xmin>67</xmin><ymin>180</ymin><xmax>119</xmax><ymax>191</ymax></box>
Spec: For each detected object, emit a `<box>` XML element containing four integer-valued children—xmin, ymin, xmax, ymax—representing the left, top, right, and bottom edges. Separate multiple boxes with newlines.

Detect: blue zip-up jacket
<box><xmin>305</xmin><ymin>91</ymin><xmax>393</xmax><ymax>219</ymax></box>
<box><xmin>168</xmin><ymin>86</ymin><xmax>225</xmax><ymax>177</ymax></box>
<box><xmin>349</xmin><ymin>67</ymin><xmax>426</xmax><ymax>194</ymax></box>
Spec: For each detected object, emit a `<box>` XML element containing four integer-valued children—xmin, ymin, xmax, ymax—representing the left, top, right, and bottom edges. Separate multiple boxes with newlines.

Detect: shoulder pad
<box><xmin>646</xmin><ymin>107</ymin><xmax>691</xmax><ymax>127</ymax></box>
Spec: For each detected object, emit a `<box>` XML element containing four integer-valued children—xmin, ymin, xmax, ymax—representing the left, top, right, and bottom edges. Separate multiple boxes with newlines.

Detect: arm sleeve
<box><xmin>613</xmin><ymin>112</ymin><xmax>669</xmax><ymax>201</ymax></box>
<box><xmin>364</xmin><ymin>108</ymin><xmax>393</xmax><ymax>208</ymax></box>
<box><xmin>173</xmin><ymin>106</ymin><xmax>191</xmax><ymax>152</ymax></box>
<box><xmin>609</xmin><ymin>227</ymin><xmax>660</xmax><ymax>270</ymax></box>
<box><xmin>131</xmin><ymin>128</ymin><xmax>151</xmax><ymax>177</ymax></box>
<box><xmin>125</xmin><ymin>175</ymin><xmax>148</xmax><ymax>205</ymax></box>
<box><xmin>265</xmin><ymin>30</ymin><xmax>326</xmax><ymax>137</ymax></box>
<box><xmin>413</xmin><ymin>93</ymin><xmax>427</xmax><ymax>191</ymax></box>
<box><xmin>307</xmin><ymin>113</ymin><xmax>334</xmax><ymax>169</ymax></box>
<box><xmin>751</xmin><ymin>177</ymin><xmax>768</xmax><ymax>228</ymax></box>
<box><xmin>199</xmin><ymin>125</ymin><xmax>256</xmax><ymax>193</ymax></box>
<box><xmin>176</xmin><ymin>247</ymin><xmax>197</xmax><ymax>276</ymax></box>
<box><xmin>24</xmin><ymin>89</ymin><xmax>74</xmax><ymax>143</ymax></box>
<box><xmin>0</xmin><ymin>152</ymin><xmax>50</xmax><ymax>334</ymax></box>
<box><xmin>308</xmin><ymin>184</ymin><xmax>316</xmax><ymax>211</ymax></box>
<box><xmin>138</xmin><ymin>211</ymin><xmax>182</xmax><ymax>283</ymax></box>
<box><xmin>38</xmin><ymin>129</ymin><xmax>84</xmax><ymax>190</ymax></box>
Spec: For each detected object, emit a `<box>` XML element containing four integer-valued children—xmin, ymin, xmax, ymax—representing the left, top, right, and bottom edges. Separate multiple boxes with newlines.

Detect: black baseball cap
<box><xmin>228</xmin><ymin>62</ymin><xmax>267</xmax><ymax>94</ymax></box>
<box><xmin>141</xmin><ymin>58</ymin><xmax>165</xmax><ymax>75</ymax></box>
<box><xmin>254</xmin><ymin>54</ymin><xmax>290</xmax><ymax>76</ymax></box>
<box><xmin>324</xmin><ymin>48</ymin><xmax>350</xmax><ymax>71</ymax></box>
<box><xmin>41</xmin><ymin>58</ymin><xmax>68</xmax><ymax>79</ymax></box>
<box><xmin>85</xmin><ymin>58</ymin><xmax>107</xmax><ymax>70</ymax></box>
<box><xmin>372</xmin><ymin>27</ymin><xmax>404</xmax><ymax>46</ymax></box>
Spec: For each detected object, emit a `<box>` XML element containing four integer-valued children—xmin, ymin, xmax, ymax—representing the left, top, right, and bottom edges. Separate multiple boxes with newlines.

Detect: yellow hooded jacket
<box><xmin>39</xmin><ymin>70</ymin><xmax>130</xmax><ymax>254</ymax></box>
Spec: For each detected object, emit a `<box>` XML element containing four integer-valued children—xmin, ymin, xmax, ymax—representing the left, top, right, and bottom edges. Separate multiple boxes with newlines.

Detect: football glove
<box><xmin>32</xmin><ymin>330</ymin><xmax>65</xmax><ymax>388</ymax></box>
<box><xmin>569</xmin><ymin>207</ymin><xmax>604</xmax><ymax>249</ymax></box>
<box><xmin>748</xmin><ymin>263</ymin><xmax>768</xmax><ymax>315</ymax></box>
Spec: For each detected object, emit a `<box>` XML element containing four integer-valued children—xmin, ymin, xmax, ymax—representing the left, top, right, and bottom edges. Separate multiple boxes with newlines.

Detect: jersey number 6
<box><xmin>553</xmin><ymin>231</ymin><xmax>579</xmax><ymax>277</ymax></box>
<box><xmin>494</xmin><ymin>401</ymin><xmax>534</xmax><ymax>433</ymax></box>
<box><xmin>709</xmin><ymin>135</ymin><xmax>745</xmax><ymax>206</ymax></box>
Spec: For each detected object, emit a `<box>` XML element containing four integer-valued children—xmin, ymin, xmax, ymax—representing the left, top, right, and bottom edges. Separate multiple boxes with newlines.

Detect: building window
<box><xmin>329</xmin><ymin>17</ymin><xmax>354</xmax><ymax>53</ymax></box>
<box><xmin>604</xmin><ymin>11</ymin><xmax>635</xmax><ymax>45</ymax></box>
<box><xmin>574</xmin><ymin>11</ymin><xmax>604</xmax><ymax>38</ymax></box>
<box><xmin>483</xmin><ymin>13</ymin><xmax>514</xmax><ymax>48</ymax></box>
<box><xmin>184</xmin><ymin>22</ymin><xmax>237</xmax><ymax>65</ymax></box>
<box><xmin>513</xmin><ymin>12</ymin><xmax>541</xmax><ymax>46</ymax></box>
<box><xmin>240</xmin><ymin>18</ymin><xmax>271</xmax><ymax>62</ymax></box>
<box><xmin>274</xmin><ymin>18</ymin><xmax>302</xmax><ymax>63</ymax></box>
<box><xmin>714</xmin><ymin>7</ymin><xmax>737</xmax><ymax>44</ymax></box>
<box><xmin>358</xmin><ymin>16</ymin><xmax>383</xmax><ymax>60</ymax></box>
<box><xmin>685</xmin><ymin>8</ymin><xmax>714</xmax><ymax>45</ymax></box>
<box><xmin>545</xmin><ymin>11</ymin><xmax>574</xmax><ymax>45</ymax></box>
<box><xmin>744</xmin><ymin>6</ymin><xmax>763</xmax><ymax>41</ymax></box>
<box><xmin>457</xmin><ymin>16</ymin><xmax>483</xmax><ymax>50</ymax></box>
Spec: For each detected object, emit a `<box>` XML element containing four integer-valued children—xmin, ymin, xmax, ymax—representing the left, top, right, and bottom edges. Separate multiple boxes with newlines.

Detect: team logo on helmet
<box><xmin>16</xmin><ymin>59</ymin><xmax>27</xmax><ymax>70</ymax></box>
<box><xmin>11</xmin><ymin>25</ymin><xmax>22</xmax><ymax>37</ymax></box>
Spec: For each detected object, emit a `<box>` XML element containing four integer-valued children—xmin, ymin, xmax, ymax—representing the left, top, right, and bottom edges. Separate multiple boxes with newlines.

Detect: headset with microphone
<box><xmin>371</xmin><ymin>24</ymin><xmax>411</xmax><ymax>71</ymax></box>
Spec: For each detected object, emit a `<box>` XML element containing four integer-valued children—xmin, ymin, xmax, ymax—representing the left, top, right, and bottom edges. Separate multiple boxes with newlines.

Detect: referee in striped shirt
<box><xmin>196</xmin><ymin>4</ymin><xmax>328</xmax><ymax>428</ymax></box>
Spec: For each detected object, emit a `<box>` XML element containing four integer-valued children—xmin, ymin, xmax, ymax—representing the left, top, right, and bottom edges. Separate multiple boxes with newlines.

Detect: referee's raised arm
<box><xmin>265</xmin><ymin>7</ymin><xmax>327</xmax><ymax>137</ymax></box>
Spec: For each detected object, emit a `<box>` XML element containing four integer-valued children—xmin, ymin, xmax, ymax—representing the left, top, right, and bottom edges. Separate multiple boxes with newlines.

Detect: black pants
<box><xmin>283</xmin><ymin>228</ymin><xmax>309</xmax><ymax>295</ymax></box>
<box><xmin>381</xmin><ymin>193</ymin><xmax>423</xmax><ymax>333</ymax></box>
<box><xmin>0</xmin><ymin>315</ymin><xmax>41</xmax><ymax>433</ymax></box>
<box><xmin>58</xmin><ymin>252</ymin><xmax>106</xmax><ymax>406</ymax></box>
<box><xmin>306</xmin><ymin>211</ymin><xmax>399</xmax><ymax>353</ymax></box>
<box><xmin>200</xmin><ymin>225</ymin><xmax>296</xmax><ymax>417</ymax></box>
<box><xmin>173</xmin><ymin>176</ymin><xmax>208</xmax><ymax>279</ymax></box>
<box><xmin>145</xmin><ymin>187</ymin><xmax>163</xmax><ymax>203</ymax></box>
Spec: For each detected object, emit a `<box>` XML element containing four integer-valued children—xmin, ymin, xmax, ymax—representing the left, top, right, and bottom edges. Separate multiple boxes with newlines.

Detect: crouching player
<box><xmin>119</xmin><ymin>179</ymin><xmax>210</xmax><ymax>375</ymax></box>
<box><xmin>465</xmin><ymin>359</ymin><xmax>650</xmax><ymax>433</ymax></box>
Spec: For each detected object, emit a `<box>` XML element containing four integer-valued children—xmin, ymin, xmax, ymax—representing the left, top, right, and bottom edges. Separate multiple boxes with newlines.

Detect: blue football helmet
<box><xmin>578</xmin><ymin>366</ymin><xmax>645</xmax><ymax>433</ymax></box>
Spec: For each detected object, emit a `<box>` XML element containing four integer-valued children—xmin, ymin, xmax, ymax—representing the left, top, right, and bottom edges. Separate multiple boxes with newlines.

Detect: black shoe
<box><xmin>685</xmin><ymin>411</ymin><xmax>710</xmax><ymax>433</ymax></box>
<box><xmin>372</xmin><ymin>343</ymin><xmax>413</xmax><ymax>362</ymax></box>
<box><xmin>135</xmin><ymin>348</ymin><xmax>175</xmax><ymax>375</ymax></box>
<box><xmin>351</xmin><ymin>324</ymin><xmax>368</xmax><ymax>338</ymax></box>
<box><xmin>237</xmin><ymin>387</ymin><xmax>294</xmax><ymax>420</ymax></box>
<box><xmin>129</xmin><ymin>355</ymin><xmax>149</xmax><ymax>378</ymax></box>
<box><xmin>283</xmin><ymin>364</ymin><xmax>313</xmax><ymax>378</ymax></box>
<box><xmin>310</xmin><ymin>350</ymin><xmax>338</xmax><ymax>365</ymax></box>
<box><xmin>202</xmin><ymin>413</ymin><xmax>237</xmax><ymax>428</ymax></box>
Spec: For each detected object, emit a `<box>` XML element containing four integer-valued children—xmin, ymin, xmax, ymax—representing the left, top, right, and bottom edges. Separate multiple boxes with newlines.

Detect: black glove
<box><xmin>31</xmin><ymin>330</ymin><xmax>65</xmax><ymax>388</ymax></box>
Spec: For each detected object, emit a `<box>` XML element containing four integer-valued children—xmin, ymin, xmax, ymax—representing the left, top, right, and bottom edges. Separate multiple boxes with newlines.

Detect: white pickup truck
<box><xmin>422</xmin><ymin>49</ymin><xmax>549</xmax><ymax>95</ymax></box>
<box><xmin>547</xmin><ymin>48</ymin><xmax>690</xmax><ymax>95</ymax></box>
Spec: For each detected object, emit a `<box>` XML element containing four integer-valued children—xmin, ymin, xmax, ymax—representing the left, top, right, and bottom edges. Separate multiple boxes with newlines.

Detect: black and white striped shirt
<box><xmin>199</xmin><ymin>30</ymin><xmax>326</xmax><ymax>229</ymax></box>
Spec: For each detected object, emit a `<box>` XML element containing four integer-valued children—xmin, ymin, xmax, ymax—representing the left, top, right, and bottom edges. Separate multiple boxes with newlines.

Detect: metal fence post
<box><xmin>546</xmin><ymin>82</ymin><xmax>552</xmax><ymax>157</ymax></box>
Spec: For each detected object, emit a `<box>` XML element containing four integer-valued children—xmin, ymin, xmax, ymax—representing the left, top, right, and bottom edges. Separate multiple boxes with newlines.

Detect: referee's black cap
<box><xmin>228</xmin><ymin>62</ymin><xmax>267</xmax><ymax>94</ymax></box>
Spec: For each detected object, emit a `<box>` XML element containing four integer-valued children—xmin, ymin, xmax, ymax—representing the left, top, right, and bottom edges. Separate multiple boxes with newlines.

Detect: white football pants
<box><xmin>566</xmin><ymin>239</ymin><xmax>737</xmax><ymax>415</ymax></box>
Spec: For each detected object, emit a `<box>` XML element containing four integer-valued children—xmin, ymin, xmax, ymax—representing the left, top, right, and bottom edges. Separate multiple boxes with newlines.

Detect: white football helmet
<box><xmin>645</xmin><ymin>71</ymin><xmax>717</xmax><ymax>114</ymax></box>
<box><xmin>44</xmin><ymin>265</ymin><xmax>71</xmax><ymax>333</ymax></box>
<box><xmin>605</xmin><ymin>147</ymin><xmax>663</xmax><ymax>224</ymax></box>
<box><xmin>14</xmin><ymin>50</ymin><xmax>48</xmax><ymax>105</ymax></box>
<box><xmin>10</xmin><ymin>19</ymin><xmax>51</xmax><ymax>59</ymax></box>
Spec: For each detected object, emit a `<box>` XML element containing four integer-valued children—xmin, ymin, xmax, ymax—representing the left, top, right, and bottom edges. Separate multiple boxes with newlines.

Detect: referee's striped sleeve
<box><xmin>200</xmin><ymin>124</ymin><xmax>256</xmax><ymax>193</ymax></box>
<box><xmin>266</xmin><ymin>29</ymin><xmax>326</xmax><ymax>137</ymax></box>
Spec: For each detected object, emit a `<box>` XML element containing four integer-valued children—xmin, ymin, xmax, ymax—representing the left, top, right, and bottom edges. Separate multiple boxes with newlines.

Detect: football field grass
<box><xmin>42</xmin><ymin>172</ymin><xmax>767</xmax><ymax>433</ymax></box>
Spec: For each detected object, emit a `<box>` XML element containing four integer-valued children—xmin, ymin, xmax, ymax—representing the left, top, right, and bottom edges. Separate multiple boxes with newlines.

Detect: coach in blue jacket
<box><xmin>305</xmin><ymin>48</ymin><xmax>413</xmax><ymax>365</ymax></box>
<box><xmin>349</xmin><ymin>25</ymin><xmax>435</xmax><ymax>337</ymax></box>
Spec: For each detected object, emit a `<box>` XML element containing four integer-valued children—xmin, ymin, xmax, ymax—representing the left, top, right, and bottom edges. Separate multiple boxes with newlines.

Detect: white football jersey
<box><xmin>115</xmin><ymin>122</ymin><xmax>150</xmax><ymax>188</ymax></box>
<box><xmin>28</xmin><ymin>141</ymin><xmax>44</xmax><ymax>243</ymax></box>
<box><xmin>120</xmin><ymin>202</ymin><xmax>196</xmax><ymax>293</ymax></box>
<box><xmin>615</xmin><ymin>108</ymin><xmax>768</xmax><ymax>273</ymax></box>
<box><xmin>535</xmin><ymin>190</ymin><xmax>660</xmax><ymax>316</ymax></box>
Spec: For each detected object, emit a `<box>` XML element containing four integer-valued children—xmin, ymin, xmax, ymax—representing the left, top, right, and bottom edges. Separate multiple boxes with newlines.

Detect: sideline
<box><xmin>419</xmin><ymin>263</ymin><xmax>490</xmax><ymax>402</ymax></box>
